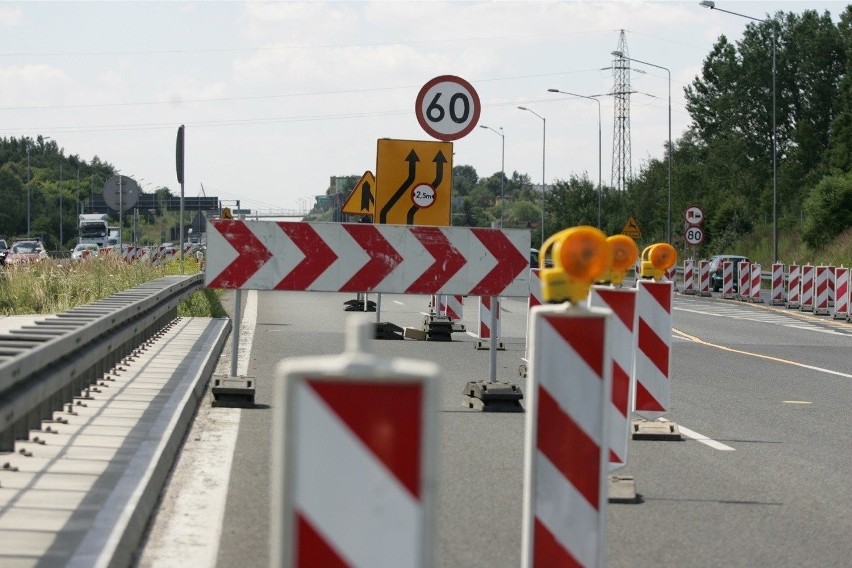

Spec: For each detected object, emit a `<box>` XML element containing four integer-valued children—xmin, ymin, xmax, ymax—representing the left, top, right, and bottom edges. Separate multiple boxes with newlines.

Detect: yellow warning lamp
<box><xmin>221</xmin><ymin>207</ymin><xmax>233</xmax><ymax>219</ymax></box>
<box><xmin>540</xmin><ymin>226</ymin><xmax>612</xmax><ymax>304</ymax></box>
<box><xmin>597</xmin><ymin>234</ymin><xmax>639</xmax><ymax>286</ymax></box>
<box><xmin>640</xmin><ymin>243</ymin><xmax>677</xmax><ymax>280</ymax></box>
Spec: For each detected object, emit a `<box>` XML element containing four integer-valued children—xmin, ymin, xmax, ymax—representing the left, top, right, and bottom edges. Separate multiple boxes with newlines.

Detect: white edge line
<box><xmin>658</xmin><ymin>418</ymin><xmax>735</xmax><ymax>451</ymax></box>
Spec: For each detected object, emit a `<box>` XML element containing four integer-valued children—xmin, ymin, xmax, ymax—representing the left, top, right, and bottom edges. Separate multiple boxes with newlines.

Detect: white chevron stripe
<box><xmin>293</xmin><ymin>383</ymin><xmax>422</xmax><ymax>568</ymax></box>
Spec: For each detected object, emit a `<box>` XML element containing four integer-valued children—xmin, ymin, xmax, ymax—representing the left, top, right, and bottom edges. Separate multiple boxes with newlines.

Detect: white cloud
<box><xmin>0</xmin><ymin>6</ymin><xmax>23</xmax><ymax>26</ymax></box>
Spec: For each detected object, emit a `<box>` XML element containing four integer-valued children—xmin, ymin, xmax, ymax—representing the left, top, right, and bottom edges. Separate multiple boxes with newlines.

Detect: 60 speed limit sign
<box><xmin>415</xmin><ymin>75</ymin><xmax>481</xmax><ymax>141</ymax></box>
<box><xmin>685</xmin><ymin>226</ymin><xmax>705</xmax><ymax>246</ymax></box>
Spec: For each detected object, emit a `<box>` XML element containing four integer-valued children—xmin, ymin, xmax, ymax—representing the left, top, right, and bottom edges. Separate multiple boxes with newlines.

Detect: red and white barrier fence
<box><xmin>523</xmin><ymin>304</ymin><xmax>611</xmax><ymax>568</ymax></box>
<box><xmin>833</xmin><ymin>267</ymin><xmax>850</xmax><ymax>320</ymax></box>
<box><xmin>787</xmin><ymin>264</ymin><xmax>801</xmax><ymax>309</ymax></box>
<box><xmin>682</xmin><ymin>259</ymin><xmax>695</xmax><ymax>295</ymax></box>
<box><xmin>800</xmin><ymin>264</ymin><xmax>815</xmax><ymax>312</ymax></box>
<box><xmin>634</xmin><ymin>280</ymin><xmax>673</xmax><ymax>420</ymax></box>
<box><xmin>770</xmin><ymin>263</ymin><xmax>786</xmax><ymax>305</ymax></box>
<box><xmin>272</xmin><ymin>318</ymin><xmax>438</xmax><ymax>568</ymax></box>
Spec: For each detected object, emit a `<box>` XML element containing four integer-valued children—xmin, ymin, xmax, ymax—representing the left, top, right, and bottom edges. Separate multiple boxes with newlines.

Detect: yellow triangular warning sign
<box><xmin>622</xmin><ymin>216</ymin><xmax>642</xmax><ymax>239</ymax></box>
<box><xmin>341</xmin><ymin>171</ymin><xmax>376</xmax><ymax>216</ymax></box>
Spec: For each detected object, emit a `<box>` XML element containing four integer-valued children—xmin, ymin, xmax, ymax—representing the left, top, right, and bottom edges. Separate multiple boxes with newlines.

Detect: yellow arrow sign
<box><xmin>622</xmin><ymin>216</ymin><xmax>642</xmax><ymax>239</ymax></box>
<box><xmin>375</xmin><ymin>138</ymin><xmax>453</xmax><ymax>226</ymax></box>
<box><xmin>341</xmin><ymin>171</ymin><xmax>376</xmax><ymax>216</ymax></box>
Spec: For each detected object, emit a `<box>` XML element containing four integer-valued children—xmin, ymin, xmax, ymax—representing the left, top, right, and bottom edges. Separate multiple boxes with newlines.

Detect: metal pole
<box><xmin>489</xmin><ymin>296</ymin><xmax>497</xmax><ymax>383</ymax></box>
<box><xmin>230</xmin><ymin>207</ymin><xmax>245</xmax><ymax>378</ymax></box>
<box><xmin>772</xmin><ymin>25</ymin><xmax>777</xmax><ymax>262</ymax></box>
<box><xmin>667</xmin><ymin>67</ymin><xmax>672</xmax><ymax>244</ymax></box>
<box><xmin>596</xmin><ymin>99</ymin><xmax>602</xmax><ymax>229</ymax></box>
<box><xmin>26</xmin><ymin>145</ymin><xmax>31</xmax><ymax>237</ymax></box>
<box><xmin>541</xmin><ymin>119</ymin><xmax>545</xmax><ymax>244</ymax></box>
<box><xmin>59</xmin><ymin>165</ymin><xmax>63</xmax><ymax>247</ymax></box>
<box><xmin>118</xmin><ymin>175</ymin><xmax>123</xmax><ymax>251</ymax></box>
<box><xmin>500</xmin><ymin>130</ymin><xmax>505</xmax><ymax>227</ymax></box>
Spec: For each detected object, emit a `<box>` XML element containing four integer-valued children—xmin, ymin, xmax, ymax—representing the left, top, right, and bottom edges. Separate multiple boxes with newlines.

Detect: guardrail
<box><xmin>0</xmin><ymin>274</ymin><xmax>204</xmax><ymax>451</ymax></box>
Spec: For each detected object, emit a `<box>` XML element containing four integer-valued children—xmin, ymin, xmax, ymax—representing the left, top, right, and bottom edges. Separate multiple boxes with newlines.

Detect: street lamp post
<box><xmin>26</xmin><ymin>143</ymin><xmax>31</xmax><ymax>238</ymax></box>
<box><xmin>479</xmin><ymin>124</ymin><xmax>505</xmax><ymax>227</ymax></box>
<box><xmin>610</xmin><ymin>52</ymin><xmax>672</xmax><ymax>243</ymax></box>
<box><xmin>700</xmin><ymin>0</ymin><xmax>778</xmax><ymax>263</ymax></box>
<box><xmin>517</xmin><ymin>106</ymin><xmax>546</xmax><ymax>245</ymax></box>
<box><xmin>547</xmin><ymin>89</ymin><xmax>602</xmax><ymax>229</ymax></box>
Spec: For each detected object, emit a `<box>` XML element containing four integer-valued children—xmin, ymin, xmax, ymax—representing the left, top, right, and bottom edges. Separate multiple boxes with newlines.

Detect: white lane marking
<box><xmin>393</xmin><ymin>300</ymin><xmax>405</xmax><ymax>305</ymax></box>
<box><xmin>783</xmin><ymin>400</ymin><xmax>813</xmax><ymax>405</ymax></box>
<box><xmin>658</xmin><ymin>418</ymin><xmax>735</xmax><ymax>451</ymax></box>
<box><xmin>137</xmin><ymin>290</ymin><xmax>256</xmax><ymax>567</ymax></box>
<box><xmin>786</xmin><ymin>324</ymin><xmax>849</xmax><ymax>336</ymax></box>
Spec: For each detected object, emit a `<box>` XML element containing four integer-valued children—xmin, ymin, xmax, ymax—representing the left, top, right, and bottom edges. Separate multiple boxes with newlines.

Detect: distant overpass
<box><xmin>239</xmin><ymin>209</ymin><xmax>305</xmax><ymax>219</ymax></box>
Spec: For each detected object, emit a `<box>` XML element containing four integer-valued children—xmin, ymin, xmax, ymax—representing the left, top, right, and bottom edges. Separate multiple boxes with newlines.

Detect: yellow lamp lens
<box><xmin>649</xmin><ymin>243</ymin><xmax>677</xmax><ymax>270</ymax></box>
<box><xmin>554</xmin><ymin>226</ymin><xmax>611</xmax><ymax>281</ymax></box>
<box><xmin>607</xmin><ymin>235</ymin><xmax>639</xmax><ymax>272</ymax></box>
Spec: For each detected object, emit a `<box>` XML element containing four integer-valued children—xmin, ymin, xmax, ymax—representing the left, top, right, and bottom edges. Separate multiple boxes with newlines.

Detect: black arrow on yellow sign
<box><xmin>379</xmin><ymin>150</ymin><xmax>418</xmax><ymax>224</ymax></box>
<box><xmin>406</xmin><ymin>151</ymin><xmax>447</xmax><ymax>224</ymax></box>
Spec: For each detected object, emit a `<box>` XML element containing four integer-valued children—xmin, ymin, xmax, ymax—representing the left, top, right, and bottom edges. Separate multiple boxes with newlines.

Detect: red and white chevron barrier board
<box><xmin>478</xmin><ymin>296</ymin><xmax>501</xmax><ymax>340</ymax></box>
<box><xmin>523</xmin><ymin>305</ymin><xmax>611</xmax><ymax>568</ymax></box>
<box><xmin>737</xmin><ymin>261</ymin><xmax>750</xmax><ymax>301</ymax></box>
<box><xmin>722</xmin><ymin>261</ymin><xmax>736</xmax><ymax>299</ymax></box>
<box><xmin>634</xmin><ymin>280</ymin><xmax>673</xmax><ymax>420</ymax></box>
<box><xmin>682</xmin><ymin>260</ymin><xmax>695</xmax><ymax>295</ymax></box>
<box><xmin>814</xmin><ymin>266</ymin><xmax>831</xmax><ymax>315</ymax></box>
<box><xmin>749</xmin><ymin>263</ymin><xmax>764</xmax><ymax>303</ymax></box>
<box><xmin>787</xmin><ymin>264</ymin><xmax>801</xmax><ymax>308</ymax></box>
<box><xmin>800</xmin><ymin>264</ymin><xmax>815</xmax><ymax>312</ymax></box>
<box><xmin>589</xmin><ymin>287</ymin><xmax>637</xmax><ymax>471</ymax></box>
<box><xmin>833</xmin><ymin>267</ymin><xmax>850</xmax><ymax>320</ymax></box>
<box><xmin>205</xmin><ymin>220</ymin><xmax>529</xmax><ymax>296</ymax></box>
<box><xmin>771</xmin><ymin>263</ymin><xmax>786</xmax><ymax>305</ymax></box>
<box><xmin>272</xmin><ymin>332</ymin><xmax>438</xmax><ymax>568</ymax></box>
<box><xmin>698</xmin><ymin>260</ymin><xmax>711</xmax><ymax>297</ymax></box>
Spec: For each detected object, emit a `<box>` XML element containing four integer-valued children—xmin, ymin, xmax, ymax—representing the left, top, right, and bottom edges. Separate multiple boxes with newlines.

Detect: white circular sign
<box><xmin>411</xmin><ymin>184</ymin><xmax>436</xmax><ymax>209</ymax></box>
<box><xmin>415</xmin><ymin>75</ymin><xmax>481</xmax><ymax>141</ymax></box>
<box><xmin>685</xmin><ymin>205</ymin><xmax>705</xmax><ymax>226</ymax></box>
<box><xmin>685</xmin><ymin>226</ymin><xmax>705</xmax><ymax>246</ymax></box>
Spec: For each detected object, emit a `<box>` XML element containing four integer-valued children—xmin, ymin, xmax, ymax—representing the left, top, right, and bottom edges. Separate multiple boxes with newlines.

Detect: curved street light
<box><xmin>700</xmin><ymin>0</ymin><xmax>778</xmax><ymax>262</ymax></box>
<box><xmin>479</xmin><ymin>124</ymin><xmax>505</xmax><ymax>227</ymax></box>
<box><xmin>517</xmin><ymin>106</ymin><xmax>546</xmax><ymax>245</ymax></box>
<box><xmin>547</xmin><ymin>89</ymin><xmax>602</xmax><ymax>229</ymax></box>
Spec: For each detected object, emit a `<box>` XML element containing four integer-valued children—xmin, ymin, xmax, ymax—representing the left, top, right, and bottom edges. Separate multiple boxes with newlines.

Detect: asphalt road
<box><xmin>137</xmin><ymin>288</ymin><xmax>852</xmax><ymax>568</ymax></box>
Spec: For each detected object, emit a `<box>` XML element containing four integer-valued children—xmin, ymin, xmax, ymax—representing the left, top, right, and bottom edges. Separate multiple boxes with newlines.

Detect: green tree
<box><xmin>802</xmin><ymin>173</ymin><xmax>852</xmax><ymax>248</ymax></box>
<box><xmin>452</xmin><ymin>165</ymin><xmax>478</xmax><ymax>197</ymax></box>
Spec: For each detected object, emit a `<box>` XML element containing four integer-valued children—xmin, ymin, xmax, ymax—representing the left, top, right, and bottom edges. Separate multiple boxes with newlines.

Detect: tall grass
<box><xmin>0</xmin><ymin>256</ymin><xmax>225</xmax><ymax>317</ymax></box>
<box><xmin>723</xmin><ymin>226</ymin><xmax>852</xmax><ymax>267</ymax></box>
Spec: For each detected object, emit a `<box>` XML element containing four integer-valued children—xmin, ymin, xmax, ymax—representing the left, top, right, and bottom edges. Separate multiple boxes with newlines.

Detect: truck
<box><xmin>107</xmin><ymin>227</ymin><xmax>120</xmax><ymax>247</ymax></box>
<box><xmin>78</xmin><ymin>214</ymin><xmax>110</xmax><ymax>247</ymax></box>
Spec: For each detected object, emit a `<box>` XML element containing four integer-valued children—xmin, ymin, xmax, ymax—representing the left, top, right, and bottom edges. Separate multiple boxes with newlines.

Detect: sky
<box><xmin>1</xmin><ymin>1</ymin><xmax>847</xmax><ymax>215</ymax></box>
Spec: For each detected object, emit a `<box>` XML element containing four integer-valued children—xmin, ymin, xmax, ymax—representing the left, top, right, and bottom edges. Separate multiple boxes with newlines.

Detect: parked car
<box><xmin>71</xmin><ymin>243</ymin><xmax>100</xmax><ymax>261</ymax></box>
<box><xmin>530</xmin><ymin>248</ymin><xmax>554</xmax><ymax>270</ymax></box>
<box><xmin>0</xmin><ymin>239</ymin><xmax>8</xmax><ymax>266</ymax></box>
<box><xmin>709</xmin><ymin>254</ymin><xmax>750</xmax><ymax>292</ymax></box>
<box><xmin>4</xmin><ymin>240</ymin><xmax>49</xmax><ymax>266</ymax></box>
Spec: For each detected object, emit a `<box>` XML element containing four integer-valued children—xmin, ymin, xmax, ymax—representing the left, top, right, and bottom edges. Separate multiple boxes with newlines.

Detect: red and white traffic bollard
<box><xmin>589</xmin><ymin>286</ymin><xmax>637</xmax><ymax>471</ymax></box>
<box><xmin>787</xmin><ymin>264</ymin><xmax>801</xmax><ymax>309</ymax></box>
<box><xmin>749</xmin><ymin>263</ymin><xmax>764</xmax><ymax>303</ymax></box>
<box><xmin>737</xmin><ymin>261</ymin><xmax>750</xmax><ymax>301</ymax></box>
<box><xmin>770</xmin><ymin>263</ymin><xmax>786</xmax><ymax>305</ymax></box>
<box><xmin>682</xmin><ymin>259</ymin><xmax>696</xmax><ymax>295</ymax></box>
<box><xmin>525</xmin><ymin>269</ymin><xmax>543</xmax><ymax>361</ymax></box>
<box><xmin>800</xmin><ymin>264</ymin><xmax>815</xmax><ymax>312</ymax></box>
<box><xmin>814</xmin><ymin>266</ymin><xmax>832</xmax><ymax>315</ymax></box>
<box><xmin>476</xmin><ymin>296</ymin><xmax>503</xmax><ymax>350</ymax></box>
<box><xmin>634</xmin><ymin>280</ymin><xmax>673</xmax><ymax>420</ymax></box>
<box><xmin>523</xmin><ymin>304</ymin><xmax>611</xmax><ymax>568</ymax></box>
<box><xmin>833</xmin><ymin>267</ymin><xmax>850</xmax><ymax>320</ymax></box>
<box><xmin>665</xmin><ymin>266</ymin><xmax>677</xmax><ymax>289</ymax></box>
<box><xmin>272</xmin><ymin>317</ymin><xmax>439</xmax><ymax>568</ymax></box>
<box><xmin>698</xmin><ymin>260</ymin><xmax>711</xmax><ymax>297</ymax></box>
<box><xmin>722</xmin><ymin>261</ymin><xmax>736</xmax><ymax>299</ymax></box>
<box><xmin>441</xmin><ymin>295</ymin><xmax>463</xmax><ymax>322</ymax></box>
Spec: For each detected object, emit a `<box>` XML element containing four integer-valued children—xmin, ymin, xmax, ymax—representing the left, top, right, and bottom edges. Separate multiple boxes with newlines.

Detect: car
<box><xmin>709</xmin><ymin>254</ymin><xmax>750</xmax><ymax>292</ymax></box>
<box><xmin>0</xmin><ymin>239</ymin><xmax>8</xmax><ymax>266</ymax></box>
<box><xmin>4</xmin><ymin>240</ymin><xmax>49</xmax><ymax>266</ymax></box>
<box><xmin>530</xmin><ymin>248</ymin><xmax>554</xmax><ymax>270</ymax></box>
<box><xmin>71</xmin><ymin>243</ymin><xmax>100</xmax><ymax>261</ymax></box>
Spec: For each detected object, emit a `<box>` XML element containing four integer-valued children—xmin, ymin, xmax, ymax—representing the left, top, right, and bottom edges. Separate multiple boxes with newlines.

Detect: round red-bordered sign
<box><xmin>410</xmin><ymin>183</ymin><xmax>437</xmax><ymax>209</ymax></box>
<box><xmin>415</xmin><ymin>75</ymin><xmax>481</xmax><ymax>141</ymax></box>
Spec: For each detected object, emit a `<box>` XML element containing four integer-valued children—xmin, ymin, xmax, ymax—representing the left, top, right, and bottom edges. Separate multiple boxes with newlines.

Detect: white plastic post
<box><xmin>633</xmin><ymin>280</ymin><xmax>673</xmax><ymax>420</ymax></box>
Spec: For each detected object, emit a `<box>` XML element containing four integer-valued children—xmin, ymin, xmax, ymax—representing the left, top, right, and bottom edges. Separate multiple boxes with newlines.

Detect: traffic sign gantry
<box><xmin>415</xmin><ymin>75</ymin><xmax>481</xmax><ymax>141</ymax></box>
<box><xmin>375</xmin><ymin>139</ymin><xmax>453</xmax><ymax>226</ymax></box>
<box><xmin>341</xmin><ymin>171</ymin><xmax>376</xmax><ymax>216</ymax></box>
<box><xmin>205</xmin><ymin>220</ymin><xmax>530</xmax><ymax>297</ymax></box>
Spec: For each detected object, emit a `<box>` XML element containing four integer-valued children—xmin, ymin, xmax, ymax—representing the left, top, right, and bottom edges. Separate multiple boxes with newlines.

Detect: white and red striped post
<box><xmin>589</xmin><ymin>287</ymin><xmax>637</xmax><ymax>471</ymax></box>
<box><xmin>749</xmin><ymin>263</ymin><xmax>764</xmax><ymax>303</ymax></box>
<box><xmin>828</xmin><ymin>266</ymin><xmax>836</xmax><ymax>307</ymax></box>
<box><xmin>833</xmin><ymin>267</ymin><xmax>850</xmax><ymax>320</ymax></box>
<box><xmin>787</xmin><ymin>264</ymin><xmax>801</xmax><ymax>309</ymax></box>
<box><xmin>525</xmin><ymin>269</ymin><xmax>544</xmax><ymax>361</ymax></box>
<box><xmin>523</xmin><ymin>304</ymin><xmax>611</xmax><ymax>568</ymax></box>
<box><xmin>682</xmin><ymin>259</ymin><xmax>696</xmax><ymax>295</ymax></box>
<box><xmin>476</xmin><ymin>296</ymin><xmax>502</xmax><ymax>349</ymax></box>
<box><xmin>721</xmin><ymin>261</ymin><xmax>736</xmax><ymax>299</ymax></box>
<box><xmin>814</xmin><ymin>265</ymin><xmax>831</xmax><ymax>315</ymax></box>
<box><xmin>441</xmin><ymin>295</ymin><xmax>463</xmax><ymax>322</ymax></box>
<box><xmin>698</xmin><ymin>260</ymin><xmax>711</xmax><ymax>297</ymax></box>
<box><xmin>634</xmin><ymin>280</ymin><xmax>673</xmax><ymax>420</ymax></box>
<box><xmin>737</xmin><ymin>260</ymin><xmax>750</xmax><ymax>301</ymax></box>
<box><xmin>770</xmin><ymin>263</ymin><xmax>786</xmax><ymax>305</ymax></box>
<box><xmin>665</xmin><ymin>266</ymin><xmax>677</xmax><ymax>289</ymax></box>
<box><xmin>272</xmin><ymin>317</ymin><xmax>438</xmax><ymax>568</ymax></box>
<box><xmin>800</xmin><ymin>264</ymin><xmax>815</xmax><ymax>312</ymax></box>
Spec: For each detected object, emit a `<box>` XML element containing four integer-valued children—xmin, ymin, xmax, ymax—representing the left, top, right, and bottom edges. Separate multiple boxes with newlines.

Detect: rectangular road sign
<box><xmin>205</xmin><ymin>219</ymin><xmax>530</xmax><ymax>296</ymax></box>
<box><xmin>375</xmin><ymin>138</ymin><xmax>453</xmax><ymax>226</ymax></box>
